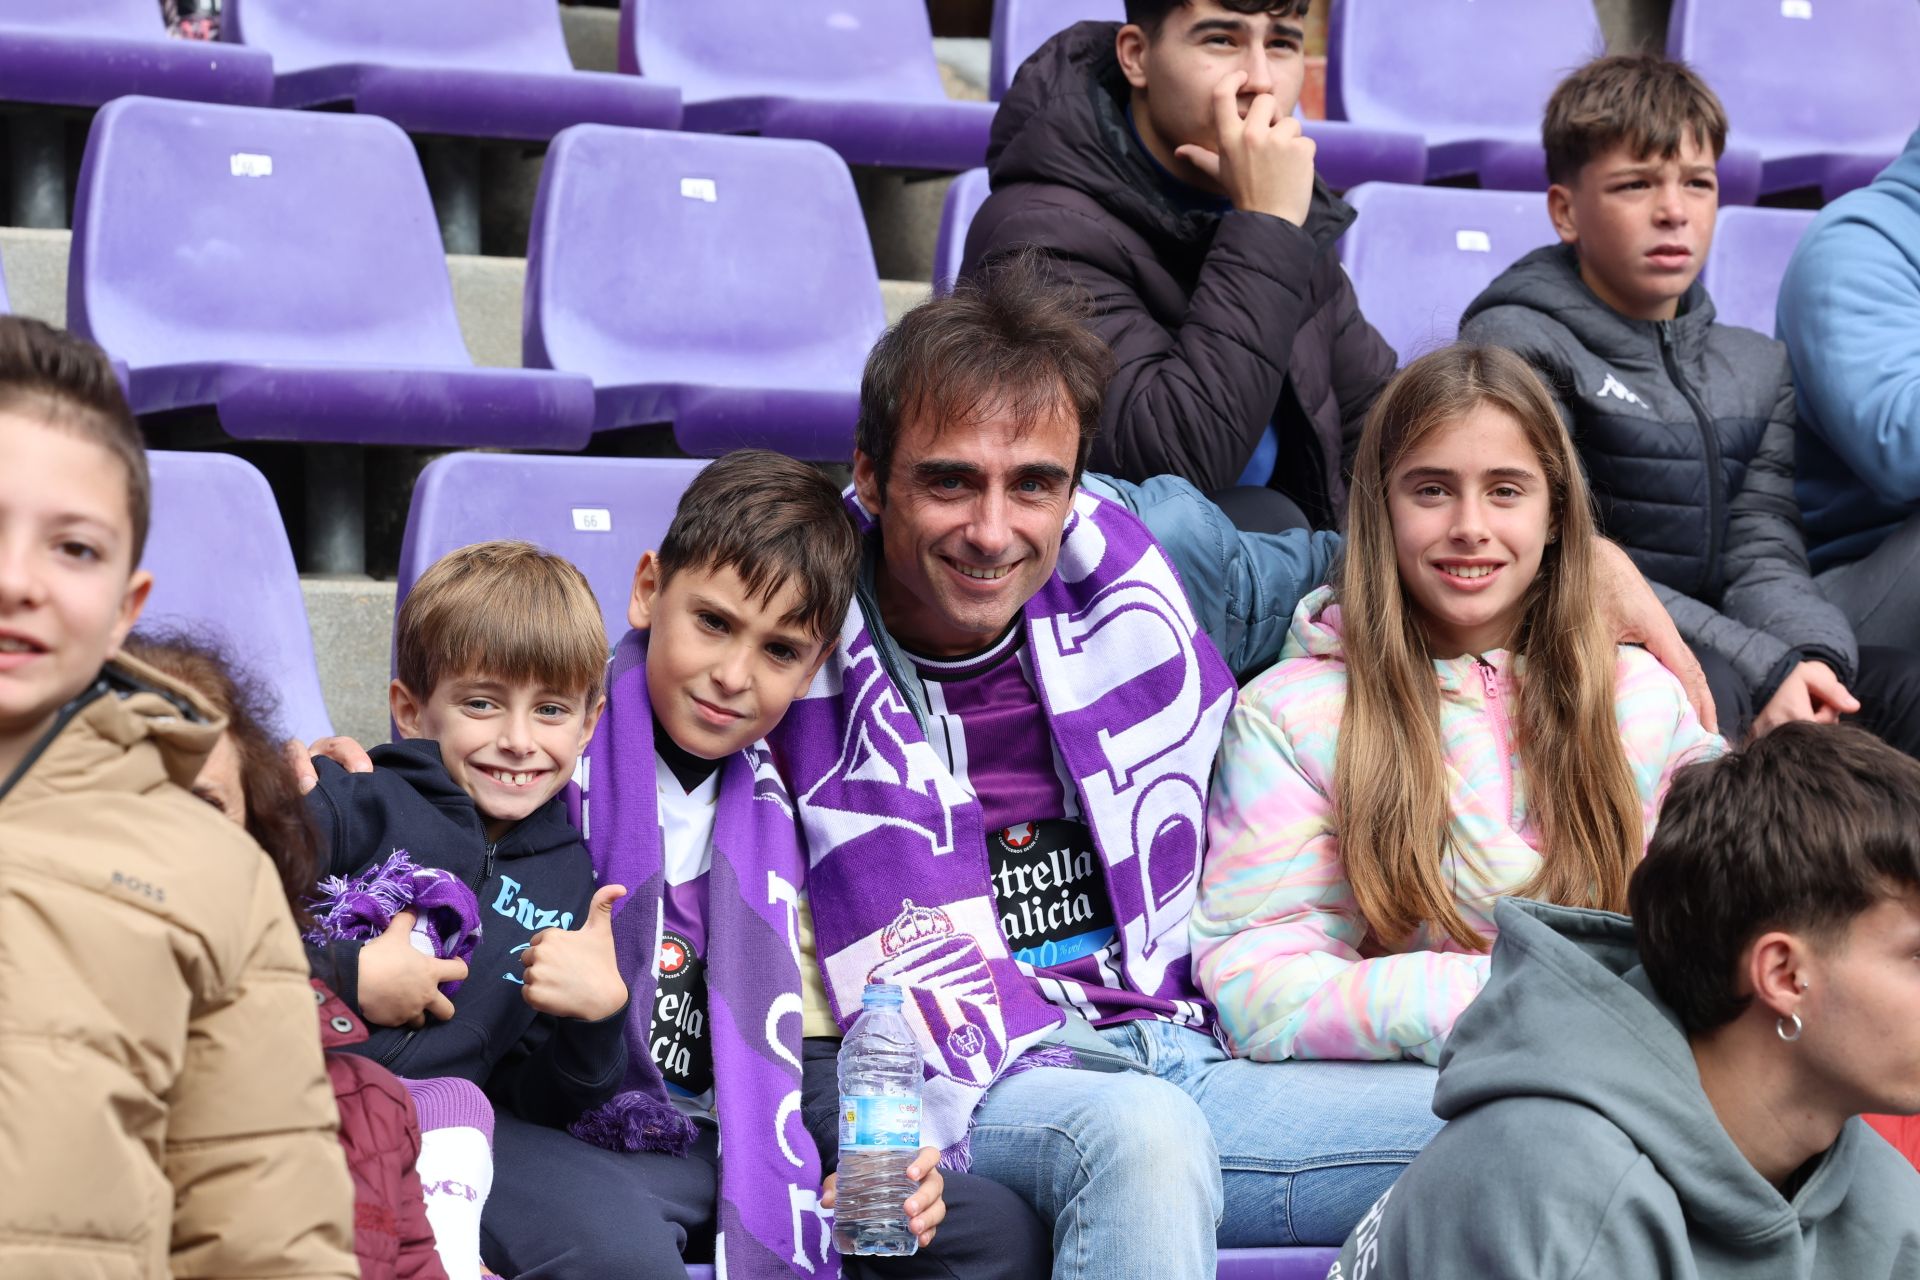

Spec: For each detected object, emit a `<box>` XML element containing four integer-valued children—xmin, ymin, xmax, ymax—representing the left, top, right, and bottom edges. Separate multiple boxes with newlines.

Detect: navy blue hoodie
<box><xmin>304</xmin><ymin>738</ymin><xmax>625</xmax><ymax>1129</ymax></box>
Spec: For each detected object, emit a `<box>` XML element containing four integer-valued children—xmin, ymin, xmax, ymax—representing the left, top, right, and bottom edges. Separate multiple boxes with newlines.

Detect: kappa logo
<box><xmin>1596</xmin><ymin>372</ymin><xmax>1646</xmax><ymax>407</ymax></box>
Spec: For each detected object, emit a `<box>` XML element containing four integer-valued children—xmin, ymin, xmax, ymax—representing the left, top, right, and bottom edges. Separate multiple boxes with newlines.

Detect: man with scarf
<box><xmin>772</xmin><ymin>259</ymin><xmax>1715</xmax><ymax>1276</ymax></box>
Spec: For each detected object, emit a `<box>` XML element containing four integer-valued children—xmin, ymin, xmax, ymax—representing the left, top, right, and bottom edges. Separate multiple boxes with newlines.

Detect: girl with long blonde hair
<box><xmin>1190</xmin><ymin>344</ymin><xmax>1720</xmax><ymax>1224</ymax></box>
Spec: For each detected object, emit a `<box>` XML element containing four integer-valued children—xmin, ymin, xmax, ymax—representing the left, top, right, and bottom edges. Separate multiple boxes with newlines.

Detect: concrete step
<box><xmin>0</xmin><ymin>227</ymin><xmax>932</xmax><ymax>367</ymax></box>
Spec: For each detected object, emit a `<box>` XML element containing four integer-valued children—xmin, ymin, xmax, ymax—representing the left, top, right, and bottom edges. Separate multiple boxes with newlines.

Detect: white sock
<box><xmin>404</xmin><ymin>1077</ymin><xmax>495</xmax><ymax>1280</ymax></box>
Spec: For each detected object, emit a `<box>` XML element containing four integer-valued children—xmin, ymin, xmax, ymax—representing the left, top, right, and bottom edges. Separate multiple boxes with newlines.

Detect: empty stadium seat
<box><xmin>395</xmin><ymin>453</ymin><xmax>710</xmax><ymax>648</ymax></box>
<box><xmin>142</xmin><ymin>451</ymin><xmax>334</xmax><ymax>743</ymax></box>
<box><xmin>935</xmin><ymin>167</ymin><xmax>991</xmax><ymax>293</ymax></box>
<box><xmin>221</xmin><ymin>0</ymin><xmax>681</xmax><ymax>143</ymax></box>
<box><xmin>1701</xmin><ymin>206</ymin><xmax>1816</xmax><ymax>337</ymax></box>
<box><xmin>0</xmin><ymin>0</ymin><xmax>270</xmax><ymax>110</ymax></box>
<box><xmin>1329</xmin><ymin>0</ymin><xmax>1760</xmax><ymax>204</ymax></box>
<box><xmin>989</xmin><ymin>2</ymin><xmax>1426</xmax><ymax>190</ymax></box>
<box><xmin>1669</xmin><ymin>0</ymin><xmax>1920</xmax><ymax>203</ymax></box>
<box><xmin>68</xmin><ymin>96</ymin><xmax>596</xmax><ymax>453</ymax></box>
<box><xmin>621</xmin><ymin>0</ymin><xmax>996</xmax><ymax>172</ymax></box>
<box><xmin>525</xmin><ymin>125</ymin><xmax>884</xmax><ymax>460</ymax></box>
<box><xmin>1340</xmin><ymin>183</ymin><xmax>1558</xmax><ymax>363</ymax></box>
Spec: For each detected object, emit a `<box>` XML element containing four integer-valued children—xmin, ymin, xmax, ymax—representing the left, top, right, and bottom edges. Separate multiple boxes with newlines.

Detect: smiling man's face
<box><xmin>854</xmin><ymin>396</ymin><xmax>1081</xmax><ymax>657</ymax></box>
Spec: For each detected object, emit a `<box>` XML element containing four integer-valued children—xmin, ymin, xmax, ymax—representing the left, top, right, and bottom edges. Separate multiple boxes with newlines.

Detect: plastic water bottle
<box><xmin>834</xmin><ymin>983</ymin><xmax>923</xmax><ymax>1257</ymax></box>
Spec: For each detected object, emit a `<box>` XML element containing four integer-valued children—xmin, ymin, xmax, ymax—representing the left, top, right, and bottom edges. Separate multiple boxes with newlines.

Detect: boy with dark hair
<box><xmin>1460</xmin><ymin>54</ymin><xmax>1920</xmax><ymax>754</ymax></box>
<box><xmin>0</xmin><ymin>314</ymin><xmax>356</xmax><ymax>1277</ymax></box>
<box><xmin>965</xmin><ymin>0</ymin><xmax>1395</xmax><ymax>530</ymax></box>
<box><xmin>1328</xmin><ymin>722</ymin><xmax>1920</xmax><ymax>1278</ymax></box>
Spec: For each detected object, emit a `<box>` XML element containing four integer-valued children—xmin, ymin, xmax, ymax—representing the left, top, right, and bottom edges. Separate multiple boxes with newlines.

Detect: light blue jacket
<box><xmin>1778</xmin><ymin>124</ymin><xmax>1920</xmax><ymax>570</ymax></box>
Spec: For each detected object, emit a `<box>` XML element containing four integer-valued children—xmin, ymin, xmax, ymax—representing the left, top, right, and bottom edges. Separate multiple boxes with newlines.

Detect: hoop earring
<box><xmin>1777</xmin><ymin>1013</ymin><xmax>1804</xmax><ymax>1043</ymax></box>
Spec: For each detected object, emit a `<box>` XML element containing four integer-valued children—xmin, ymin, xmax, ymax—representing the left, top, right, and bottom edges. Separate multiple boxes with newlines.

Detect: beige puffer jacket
<box><xmin>0</xmin><ymin>656</ymin><xmax>355</xmax><ymax>1278</ymax></box>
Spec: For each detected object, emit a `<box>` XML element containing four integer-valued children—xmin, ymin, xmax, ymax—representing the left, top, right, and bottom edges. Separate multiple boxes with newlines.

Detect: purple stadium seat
<box><xmin>686</xmin><ymin>1251</ymin><xmax>1335</xmax><ymax>1279</ymax></box>
<box><xmin>935</xmin><ymin>167</ymin><xmax>991</xmax><ymax>293</ymax></box>
<box><xmin>221</xmin><ymin>0</ymin><xmax>680</xmax><ymax>143</ymax></box>
<box><xmin>1328</xmin><ymin>0</ymin><xmax>1757</xmax><ymax>205</ymax></box>
<box><xmin>1669</xmin><ymin>0</ymin><xmax>1920</xmax><ymax>203</ymax></box>
<box><xmin>1701</xmin><ymin>206</ymin><xmax>1816</xmax><ymax>337</ymax></box>
<box><xmin>142</xmin><ymin>451</ymin><xmax>334</xmax><ymax>744</ymax></box>
<box><xmin>67</xmin><ymin>96</ymin><xmax>595</xmax><ymax>452</ymax></box>
<box><xmin>621</xmin><ymin>0</ymin><xmax>996</xmax><ymax>172</ymax></box>
<box><xmin>989</xmin><ymin>3</ymin><xmax>1425</xmax><ymax>189</ymax></box>
<box><xmin>1340</xmin><ymin>183</ymin><xmax>1558</xmax><ymax>363</ymax></box>
<box><xmin>525</xmin><ymin>125</ymin><xmax>884</xmax><ymax>461</ymax></box>
<box><xmin>0</xmin><ymin>0</ymin><xmax>271</xmax><ymax>110</ymax></box>
<box><xmin>396</xmin><ymin>453</ymin><xmax>710</xmax><ymax>649</ymax></box>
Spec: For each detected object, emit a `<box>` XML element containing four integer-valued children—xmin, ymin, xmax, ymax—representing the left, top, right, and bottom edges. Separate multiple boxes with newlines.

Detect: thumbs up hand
<box><xmin>520</xmin><ymin>884</ymin><xmax>631</xmax><ymax>1021</ymax></box>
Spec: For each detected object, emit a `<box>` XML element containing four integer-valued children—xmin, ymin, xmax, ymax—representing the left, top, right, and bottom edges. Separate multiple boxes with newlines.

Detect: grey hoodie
<box><xmin>1329</xmin><ymin>898</ymin><xmax>1920</xmax><ymax>1280</ymax></box>
<box><xmin>1461</xmin><ymin>244</ymin><xmax>1857</xmax><ymax>705</ymax></box>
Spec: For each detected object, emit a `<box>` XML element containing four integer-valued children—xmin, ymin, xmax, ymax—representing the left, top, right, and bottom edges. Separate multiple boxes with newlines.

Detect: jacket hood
<box><xmin>1440</xmin><ymin>897</ymin><xmax>1873</xmax><ymax>1244</ymax></box>
<box><xmin>1460</xmin><ymin>242</ymin><xmax>1716</xmax><ymax>362</ymax></box>
<box><xmin>989</xmin><ymin>20</ymin><xmax>1353</xmax><ymax>253</ymax></box>
<box><xmin>2</xmin><ymin>653</ymin><xmax>227</xmax><ymax>804</ymax></box>
<box><xmin>1876</xmin><ymin>124</ymin><xmax>1920</xmax><ymax>204</ymax></box>
<box><xmin>367</xmin><ymin>737</ymin><xmax>581</xmax><ymax>861</ymax></box>
<box><xmin>1282</xmin><ymin>584</ymin><xmax>1517</xmax><ymax>693</ymax></box>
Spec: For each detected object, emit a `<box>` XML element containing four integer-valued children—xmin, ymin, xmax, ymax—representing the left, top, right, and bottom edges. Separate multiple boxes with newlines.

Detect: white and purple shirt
<box><xmin>653</xmin><ymin>751</ymin><xmax>717</xmax><ymax>1114</ymax></box>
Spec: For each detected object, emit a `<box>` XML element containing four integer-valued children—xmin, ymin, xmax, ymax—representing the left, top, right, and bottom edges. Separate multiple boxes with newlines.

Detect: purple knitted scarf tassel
<box><xmin>304</xmin><ymin>849</ymin><xmax>482</xmax><ymax>994</ymax></box>
<box><xmin>568</xmin><ymin>1088</ymin><xmax>698</xmax><ymax>1156</ymax></box>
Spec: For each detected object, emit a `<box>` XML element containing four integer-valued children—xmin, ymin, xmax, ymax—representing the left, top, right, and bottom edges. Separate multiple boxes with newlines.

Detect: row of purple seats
<box><xmin>1336</xmin><ymin>185</ymin><xmax>1817</xmax><ymax>365</ymax></box>
<box><xmin>989</xmin><ymin>0</ymin><xmax>1427</xmax><ymax>192</ymax></box>
<box><xmin>63</xmin><ymin>96</ymin><xmax>879</xmax><ymax>468</ymax></box>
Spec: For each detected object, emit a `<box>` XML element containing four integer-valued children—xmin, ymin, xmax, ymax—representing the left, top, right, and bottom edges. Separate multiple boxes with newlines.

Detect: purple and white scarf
<box><xmin>305</xmin><ymin>850</ymin><xmax>482</xmax><ymax>994</ymax></box>
<box><xmin>567</xmin><ymin>631</ymin><xmax>835</xmax><ymax>1280</ymax></box>
<box><xmin>773</xmin><ymin>487</ymin><xmax>1236</xmax><ymax>1159</ymax></box>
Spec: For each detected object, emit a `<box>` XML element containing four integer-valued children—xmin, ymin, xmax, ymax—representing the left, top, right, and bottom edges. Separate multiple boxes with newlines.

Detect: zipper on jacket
<box><xmin>481</xmin><ymin>842</ymin><xmax>497</xmax><ymax>887</ymax></box>
<box><xmin>376</xmin><ymin>1028</ymin><xmax>417</xmax><ymax>1069</ymax></box>
<box><xmin>0</xmin><ymin>677</ymin><xmax>109</xmax><ymax>801</ymax></box>
<box><xmin>1658</xmin><ymin>319</ymin><xmax>1727</xmax><ymax>600</ymax></box>
<box><xmin>1476</xmin><ymin>656</ymin><xmax>1516</xmax><ymax>827</ymax></box>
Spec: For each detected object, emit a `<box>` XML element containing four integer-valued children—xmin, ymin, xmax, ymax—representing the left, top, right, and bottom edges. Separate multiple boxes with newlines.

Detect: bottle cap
<box><xmin>862</xmin><ymin>982</ymin><xmax>904</xmax><ymax>1010</ymax></box>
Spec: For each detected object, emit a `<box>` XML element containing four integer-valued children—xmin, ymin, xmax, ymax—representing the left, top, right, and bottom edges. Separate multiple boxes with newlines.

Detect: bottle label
<box><xmin>838</xmin><ymin>1095</ymin><xmax>921</xmax><ymax>1152</ymax></box>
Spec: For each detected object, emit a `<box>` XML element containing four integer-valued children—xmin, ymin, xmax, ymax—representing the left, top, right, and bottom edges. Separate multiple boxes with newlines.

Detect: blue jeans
<box><xmin>964</xmin><ymin>1021</ymin><xmax>1442</xmax><ymax>1280</ymax></box>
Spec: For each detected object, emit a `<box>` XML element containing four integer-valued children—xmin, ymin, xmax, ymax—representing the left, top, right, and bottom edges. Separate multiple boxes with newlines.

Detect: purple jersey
<box><xmin>908</xmin><ymin>627</ymin><xmax>1152</xmax><ymax>1020</ymax></box>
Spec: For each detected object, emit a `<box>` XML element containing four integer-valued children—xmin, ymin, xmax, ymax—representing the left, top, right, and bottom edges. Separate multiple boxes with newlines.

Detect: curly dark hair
<box><xmin>123</xmin><ymin>628</ymin><xmax>319</xmax><ymax>925</ymax></box>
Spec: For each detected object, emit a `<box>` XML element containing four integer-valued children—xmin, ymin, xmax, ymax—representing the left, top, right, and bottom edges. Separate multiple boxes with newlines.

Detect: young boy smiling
<box><xmin>1460</xmin><ymin>53</ymin><xmax>1920</xmax><ymax>755</ymax></box>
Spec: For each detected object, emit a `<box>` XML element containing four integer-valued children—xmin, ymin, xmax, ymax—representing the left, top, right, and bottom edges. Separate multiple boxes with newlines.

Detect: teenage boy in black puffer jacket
<box><xmin>1461</xmin><ymin>54</ymin><xmax>1920</xmax><ymax>753</ymax></box>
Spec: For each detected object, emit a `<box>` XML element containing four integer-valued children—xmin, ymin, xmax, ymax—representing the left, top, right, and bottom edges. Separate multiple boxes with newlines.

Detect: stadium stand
<box><xmin>394</xmin><ymin>452</ymin><xmax>709</xmax><ymax>649</ymax></box>
<box><xmin>1329</xmin><ymin>0</ymin><xmax>1760</xmax><ymax>204</ymax></box>
<box><xmin>621</xmin><ymin>0</ymin><xmax>997</xmax><ymax>172</ymax></box>
<box><xmin>67</xmin><ymin>95</ymin><xmax>596</xmax><ymax>572</ymax></box>
<box><xmin>987</xmin><ymin>0</ymin><xmax>1427</xmax><ymax>189</ymax></box>
<box><xmin>1700</xmin><ymin>206</ymin><xmax>1816</xmax><ymax>337</ymax></box>
<box><xmin>222</xmin><ymin>0</ymin><xmax>681</xmax><ymax>142</ymax></box>
<box><xmin>221</xmin><ymin>0</ymin><xmax>680</xmax><ymax>254</ymax></box>
<box><xmin>934</xmin><ymin>166</ymin><xmax>990</xmax><ymax>292</ymax></box>
<box><xmin>1668</xmin><ymin>0</ymin><xmax>1920</xmax><ymax>203</ymax></box>
<box><xmin>0</xmin><ymin>0</ymin><xmax>271</xmax><ymax>227</ymax></box>
<box><xmin>143</xmin><ymin>450</ymin><xmax>334</xmax><ymax>744</ymax></box>
<box><xmin>524</xmin><ymin>124</ymin><xmax>884</xmax><ymax>460</ymax></box>
<box><xmin>1339</xmin><ymin>182</ymin><xmax>1557</xmax><ymax>363</ymax></box>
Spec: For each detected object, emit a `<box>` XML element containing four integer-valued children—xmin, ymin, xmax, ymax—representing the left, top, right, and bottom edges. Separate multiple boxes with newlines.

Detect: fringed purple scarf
<box><xmin>306</xmin><ymin>850</ymin><xmax>482</xmax><ymax>993</ymax></box>
<box><xmin>772</xmin><ymin>487</ymin><xmax>1236</xmax><ymax>1162</ymax></box>
<box><xmin>566</xmin><ymin>631</ymin><xmax>835</xmax><ymax>1279</ymax></box>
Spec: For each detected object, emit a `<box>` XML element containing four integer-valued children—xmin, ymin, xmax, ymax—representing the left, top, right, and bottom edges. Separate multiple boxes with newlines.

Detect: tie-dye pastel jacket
<box><xmin>1192</xmin><ymin>586</ymin><xmax>1723</xmax><ymax>1065</ymax></box>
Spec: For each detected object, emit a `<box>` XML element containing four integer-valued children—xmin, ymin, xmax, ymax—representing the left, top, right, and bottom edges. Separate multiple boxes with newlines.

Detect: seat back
<box><xmin>1340</xmin><ymin>183</ymin><xmax>1558</xmax><ymax>363</ymax></box>
<box><xmin>1328</xmin><ymin>0</ymin><xmax>1602</xmax><ymax>145</ymax></box>
<box><xmin>0</xmin><ymin>0</ymin><xmax>165</xmax><ymax>35</ymax></box>
<box><xmin>525</xmin><ymin>125</ymin><xmax>884</xmax><ymax>398</ymax></box>
<box><xmin>623</xmin><ymin>0</ymin><xmax>948</xmax><ymax>105</ymax></box>
<box><xmin>222</xmin><ymin>0</ymin><xmax>575</xmax><ymax>77</ymax></box>
<box><xmin>934</xmin><ymin>167</ymin><xmax>991</xmax><ymax>292</ymax></box>
<box><xmin>990</xmin><ymin>0</ymin><xmax>1120</xmax><ymax>100</ymax></box>
<box><xmin>68</xmin><ymin>96</ymin><xmax>471</xmax><ymax>371</ymax></box>
<box><xmin>1668</xmin><ymin>0</ymin><xmax>1920</xmax><ymax>160</ymax></box>
<box><xmin>1701</xmin><ymin>206</ymin><xmax>1816</xmax><ymax>337</ymax></box>
<box><xmin>141</xmin><ymin>451</ymin><xmax>333</xmax><ymax>742</ymax></box>
<box><xmin>395</xmin><ymin>453</ymin><xmax>711</xmax><ymax>648</ymax></box>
